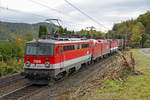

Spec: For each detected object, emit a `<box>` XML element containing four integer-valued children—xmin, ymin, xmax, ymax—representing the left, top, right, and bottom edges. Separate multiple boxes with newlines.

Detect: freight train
<box><xmin>23</xmin><ymin>38</ymin><xmax>126</xmax><ymax>85</ymax></box>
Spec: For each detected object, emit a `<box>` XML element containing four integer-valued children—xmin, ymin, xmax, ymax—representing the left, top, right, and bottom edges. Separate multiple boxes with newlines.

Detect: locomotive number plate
<box><xmin>33</xmin><ymin>60</ymin><xmax>41</xmax><ymax>64</ymax></box>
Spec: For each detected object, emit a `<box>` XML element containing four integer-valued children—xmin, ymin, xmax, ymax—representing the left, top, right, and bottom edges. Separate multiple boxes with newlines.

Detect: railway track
<box><xmin>27</xmin><ymin>54</ymin><xmax>119</xmax><ymax>100</ymax></box>
<box><xmin>0</xmin><ymin>84</ymin><xmax>47</xmax><ymax>100</ymax></box>
<box><xmin>0</xmin><ymin>73</ymin><xmax>24</xmax><ymax>88</ymax></box>
<box><xmin>0</xmin><ymin>54</ymin><xmax>119</xmax><ymax>100</ymax></box>
<box><xmin>0</xmin><ymin>73</ymin><xmax>30</xmax><ymax>98</ymax></box>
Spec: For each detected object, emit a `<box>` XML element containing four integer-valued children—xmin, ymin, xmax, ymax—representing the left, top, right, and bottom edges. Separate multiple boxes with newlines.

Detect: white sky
<box><xmin>0</xmin><ymin>0</ymin><xmax>150</xmax><ymax>32</ymax></box>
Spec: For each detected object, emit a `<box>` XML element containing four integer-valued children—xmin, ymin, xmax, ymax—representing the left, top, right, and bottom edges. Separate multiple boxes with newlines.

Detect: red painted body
<box><xmin>24</xmin><ymin>39</ymin><xmax>119</xmax><ymax>65</ymax></box>
<box><xmin>110</xmin><ymin>40</ymin><xmax>119</xmax><ymax>49</ymax></box>
<box><xmin>91</xmin><ymin>40</ymin><xmax>102</xmax><ymax>59</ymax></box>
<box><xmin>23</xmin><ymin>38</ymin><xmax>126</xmax><ymax>85</ymax></box>
<box><xmin>24</xmin><ymin>40</ymin><xmax>92</xmax><ymax>65</ymax></box>
<box><xmin>100</xmin><ymin>40</ymin><xmax>110</xmax><ymax>55</ymax></box>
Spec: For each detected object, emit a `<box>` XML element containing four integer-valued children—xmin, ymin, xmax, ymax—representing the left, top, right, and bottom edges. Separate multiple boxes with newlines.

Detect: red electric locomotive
<box><xmin>109</xmin><ymin>39</ymin><xmax>119</xmax><ymax>53</ymax></box>
<box><xmin>23</xmin><ymin>38</ymin><xmax>123</xmax><ymax>85</ymax></box>
<box><xmin>24</xmin><ymin>38</ymin><xmax>92</xmax><ymax>84</ymax></box>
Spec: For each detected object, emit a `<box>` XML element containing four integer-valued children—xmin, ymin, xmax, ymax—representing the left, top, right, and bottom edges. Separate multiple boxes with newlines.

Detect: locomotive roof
<box><xmin>27</xmin><ymin>38</ymin><xmax>90</xmax><ymax>44</ymax></box>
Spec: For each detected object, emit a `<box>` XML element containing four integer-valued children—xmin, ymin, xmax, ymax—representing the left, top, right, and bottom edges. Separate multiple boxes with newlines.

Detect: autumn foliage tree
<box><xmin>130</xmin><ymin>22</ymin><xmax>144</xmax><ymax>47</ymax></box>
<box><xmin>109</xmin><ymin>11</ymin><xmax>150</xmax><ymax>47</ymax></box>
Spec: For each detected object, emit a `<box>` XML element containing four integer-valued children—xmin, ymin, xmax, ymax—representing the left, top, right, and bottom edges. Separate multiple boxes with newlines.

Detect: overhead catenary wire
<box><xmin>0</xmin><ymin>6</ymin><xmax>88</xmax><ymax>28</ymax></box>
<box><xmin>26</xmin><ymin>0</ymin><xmax>91</xmax><ymax>28</ymax></box>
<box><xmin>28</xmin><ymin>0</ymin><xmax>62</xmax><ymax>14</ymax></box>
<box><xmin>0</xmin><ymin>8</ymin><xmax>82</xmax><ymax>31</ymax></box>
<box><xmin>0</xmin><ymin>3</ymin><xmax>87</xmax><ymax>32</ymax></box>
<box><xmin>28</xmin><ymin>0</ymin><xmax>108</xmax><ymax>30</ymax></box>
<box><xmin>63</xmin><ymin>0</ymin><xmax>109</xmax><ymax>30</ymax></box>
<box><xmin>0</xmin><ymin>6</ymin><xmax>50</xmax><ymax>19</ymax></box>
<box><xmin>27</xmin><ymin>0</ymin><xmax>71</xmax><ymax>20</ymax></box>
<box><xmin>1</xmin><ymin>0</ymin><xmax>108</xmax><ymax>31</ymax></box>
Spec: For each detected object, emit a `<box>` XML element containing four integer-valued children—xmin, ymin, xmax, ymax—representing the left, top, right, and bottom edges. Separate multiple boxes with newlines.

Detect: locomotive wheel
<box><xmin>103</xmin><ymin>55</ymin><xmax>106</xmax><ymax>58</ymax></box>
<box><xmin>96</xmin><ymin>57</ymin><xmax>100</xmax><ymax>62</ymax></box>
<box><xmin>96</xmin><ymin>58</ymin><xmax>99</xmax><ymax>62</ymax></box>
<box><xmin>54</xmin><ymin>72</ymin><xmax>66</xmax><ymax>81</ymax></box>
<box><xmin>90</xmin><ymin>59</ymin><xmax>94</xmax><ymax>64</ymax></box>
<box><xmin>87</xmin><ymin>61</ymin><xmax>91</xmax><ymax>65</ymax></box>
<box><xmin>68</xmin><ymin>67</ymin><xmax>76</xmax><ymax>76</ymax></box>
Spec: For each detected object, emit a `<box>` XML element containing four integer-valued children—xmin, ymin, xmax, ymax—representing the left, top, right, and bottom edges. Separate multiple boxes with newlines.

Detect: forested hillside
<box><xmin>107</xmin><ymin>11</ymin><xmax>150</xmax><ymax>47</ymax></box>
<box><xmin>0</xmin><ymin>21</ymin><xmax>56</xmax><ymax>40</ymax></box>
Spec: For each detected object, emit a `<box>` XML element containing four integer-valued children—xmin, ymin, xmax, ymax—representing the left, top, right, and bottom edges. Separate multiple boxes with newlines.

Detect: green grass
<box><xmin>86</xmin><ymin>49</ymin><xmax>150</xmax><ymax>100</ymax></box>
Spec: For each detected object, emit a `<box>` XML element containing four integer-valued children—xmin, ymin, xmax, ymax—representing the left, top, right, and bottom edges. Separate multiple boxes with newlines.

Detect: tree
<box><xmin>64</xmin><ymin>28</ymin><xmax>67</xmax><ymax>33</ymax></box>
<box><xmin>141</xmin><ymin>33</ymin><xmax>149</xmax><ymax>48</ymax></box>
<box><xmin>131</xmin><ymin>22</ymin><xmax>145</xmax><ymax>47</ymax></box>
<box><xmin>92</xmin><ymin>31</ymin><xmax>104</xmax><ymax>39</ymax></box>
<box><xmin>137</xmin><ymin>11</ymin><xmax>150</xmax><ymax>33</ymax></box>
<box><xmin>24</xmin><ymin>33</ymin><xmax>33</xmax><ymax>41</ymax></box>
<box><xmin>58</xmin><ymin>26</ymin><xmax>64</xmax><ymax>33</ymax></box>
<box><xmin>38</xmin><ymin>25</ymin><xmax>48</xmax><ymax>38</ymax></box>
<box><xmin>109</xmin><ymin>11</ymin><xmax>150</xmax><ymax>47</ymax></box>
<box><xmin>14</xmin><ymin>35</ymin><xmax>25</xmax><ymax>58</ymax></box>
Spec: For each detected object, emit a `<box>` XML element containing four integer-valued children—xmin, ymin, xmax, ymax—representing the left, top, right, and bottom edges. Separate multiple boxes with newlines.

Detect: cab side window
<box><xmin>81</xmin><ymin>44</ymin><xmax>89</xmax><ymax>48</ymax></box>
<box><xmin>63</xmin><ymin>45</ymin><xmax>75</xmax><ymax>51</ymax></box>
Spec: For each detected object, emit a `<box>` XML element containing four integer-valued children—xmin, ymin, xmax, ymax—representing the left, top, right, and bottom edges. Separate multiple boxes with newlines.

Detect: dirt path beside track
<box><xmin>140</xmin><ymin>48</ymin><xmax>150</xmax><ymax>58</ymax></box>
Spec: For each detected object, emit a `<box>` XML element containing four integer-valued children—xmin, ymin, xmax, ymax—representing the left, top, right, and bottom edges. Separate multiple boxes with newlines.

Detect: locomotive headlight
<box><xmin>45</xmin><ymin>58</ymin><xmax>50</xmax><ymax>68</ymax></box>
<box><xmin>25</xmin><ymin>61</ymin><xmax>30</xmax><ymax>67</ymax></box>
<box><xmin>45</xmin><ymin>62</ymin><xmax>50</xmax><ymax>68</ymax></box>
<box><xmin>45</xmin><ymin>60</ymin><xmax>50</xmax><ymax>68</ymax></box>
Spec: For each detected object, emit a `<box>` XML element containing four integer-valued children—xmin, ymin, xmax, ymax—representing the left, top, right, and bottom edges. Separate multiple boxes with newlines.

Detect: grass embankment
<box><xmin>82</xmin><ymin>49</ymin><xmax>150</xmax><ymax>100</ymax></box>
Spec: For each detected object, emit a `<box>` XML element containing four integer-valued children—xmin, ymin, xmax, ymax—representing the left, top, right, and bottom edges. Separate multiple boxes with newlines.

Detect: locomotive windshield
<box><xmin>26</xmin><ymin>43</ymin><xmax>53</xmax><ymax>56</ymax></box>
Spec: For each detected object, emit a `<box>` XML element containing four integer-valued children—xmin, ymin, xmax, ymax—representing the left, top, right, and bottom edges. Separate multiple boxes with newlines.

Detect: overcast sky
<box><xmin>0</xmin><ymin>0</ymin><xmax>150</xmax><ymax>31</ymax></box>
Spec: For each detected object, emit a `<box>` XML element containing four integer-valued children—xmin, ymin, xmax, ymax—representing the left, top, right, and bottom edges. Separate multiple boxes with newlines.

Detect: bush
<box><xmin>0</xmin><ymin>59</ymin><xmax>23</xmax><ymax>77</ymax></box>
